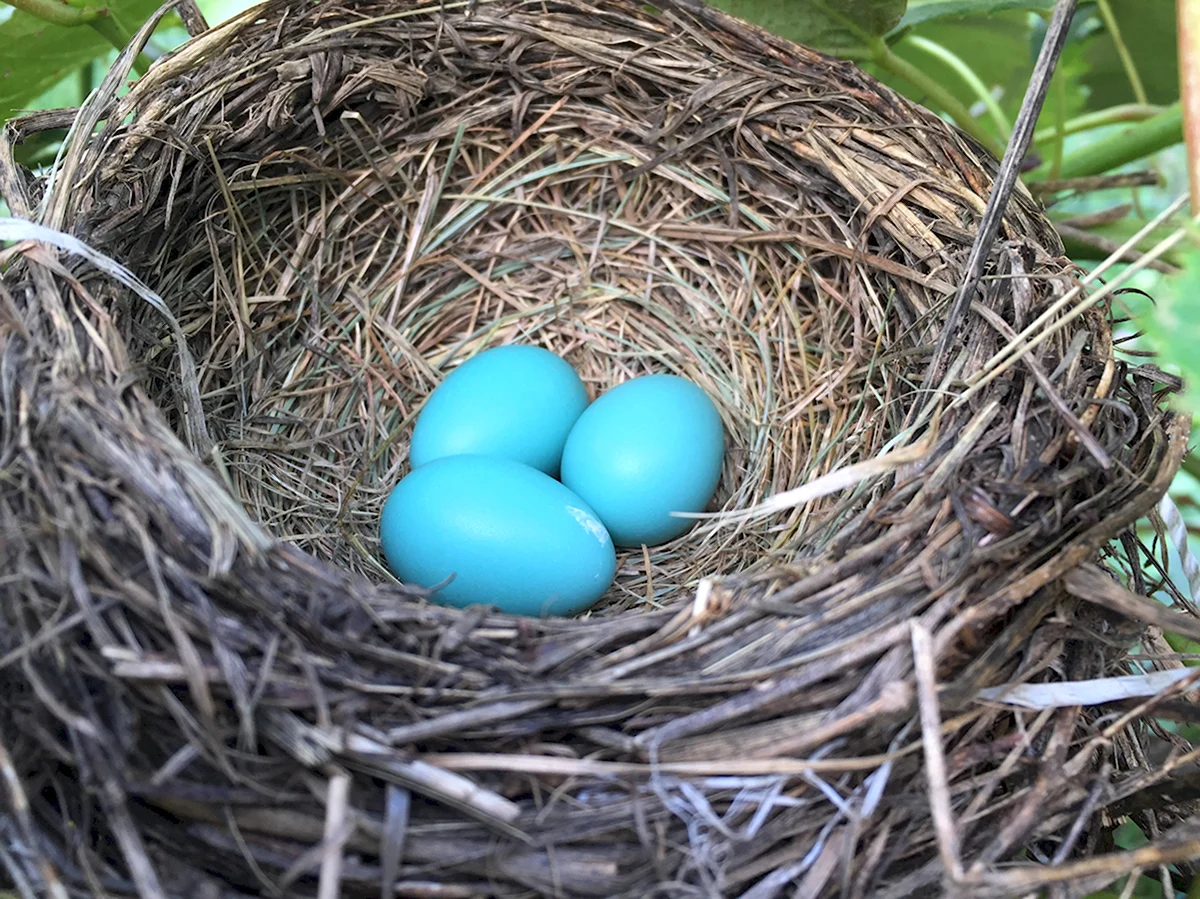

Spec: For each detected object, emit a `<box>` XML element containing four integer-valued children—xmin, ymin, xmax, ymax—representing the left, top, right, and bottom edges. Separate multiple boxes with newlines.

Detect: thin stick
<box><xmin>919</xmin><ymin>0</ymin><xmax>1079</xmax><ymax>404</ymax></box>
<box><xmin>0</xmin><ymin>737</ymin><xmax>70</xmax><ymax>899</ymax></box>
<box><xmin>1054</xmin><ymin>221</ymin><xmax>1178</xmax><ymax>273</ymax></box>
<box><xmin>1065</xmin><ymin>564</ymin><xmax>1200</xmax><ymax>643</ymax></box>
<box><xmin>973</xmin><ymin>193</ymin><xmax>1188</xmax><ymax>376</ymax></box>
<box><xmin>953</xmin><ymin>204</ymin><xmax>1192</xmax><ymax>409</ymax></box>
<box><xmin>912</xmin><ymin>621</ymin><xmax>963</xmax><ymax>882</ymax></box>
<box><xmin>316</xmin><ymin>770</ymin><xmax>351</xmax><ymax>899</ymax></box>
<box><xmin>419</xmin><ymin>750</ymin><xmax>918</xmax><ymax>777</ymax></box>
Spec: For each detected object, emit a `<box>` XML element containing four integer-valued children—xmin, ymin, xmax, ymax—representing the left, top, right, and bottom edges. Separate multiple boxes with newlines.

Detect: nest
<box><xmin>0</xmin><ymin>0</ymin><xmax>1195</xmax><ymax>896</ymax></box>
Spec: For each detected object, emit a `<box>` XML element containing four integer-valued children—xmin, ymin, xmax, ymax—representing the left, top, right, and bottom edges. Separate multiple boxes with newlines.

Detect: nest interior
<box><xmin>0</xmin><ymin>0</ymin><xmax>1195</xmax><ymax>897</ymax></box>
<box><xmin>71</xmin><ymin>0</ymin><xmax>1052</xmax><ymax>601</ymax></box>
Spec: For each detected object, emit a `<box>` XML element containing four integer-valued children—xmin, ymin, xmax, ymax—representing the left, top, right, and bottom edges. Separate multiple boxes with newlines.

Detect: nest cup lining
<box><xmin>1</xmin><ymin>0</ymin><xmax>1189</xmax><ymax>895</ymax></box>
<box><xmin>117</xmin><ymin>10</ymin><xmax>914</xmax><ymax>612</ymax></box>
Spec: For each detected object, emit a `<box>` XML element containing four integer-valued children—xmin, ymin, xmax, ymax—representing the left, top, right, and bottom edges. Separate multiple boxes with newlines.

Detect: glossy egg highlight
<box><xmin>409</xmin><ymin>345</ymin><xmax>588</xmax><ymax>475</ymax></box>
<box><xmin>560</xmin><ymin>374</ymin><xmax>724</xmax><ymax>547</ymax></box>
<box><xmin>379</xmin><ymin>455</ymin><xmax>616</xmax><ymax>617</ymax></box>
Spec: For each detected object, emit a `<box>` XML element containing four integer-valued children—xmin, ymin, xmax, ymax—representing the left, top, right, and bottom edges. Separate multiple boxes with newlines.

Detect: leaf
<box><xmin>1082</xmin><ymin>0</ymin><xmax>1179</xmax><ymax>109</ymax></box>
<box><xmin>0</xmin><ymin>0</ymin><xmax>167</xmax><ymax>122</ymax></box>
<box><xmin>705</xmin><ymin>0</ymin><xmax>907</xmax><ymax>53</ymax></box>
<box><xmin>1139</xmin><ymin>243</ymin><xmax>1200</xmax><ymax>414</ymax></box>
<box><xmin>898</xmin><ymin>0</ymin><xmax>1053</xmax><ymax>29</ymax></box>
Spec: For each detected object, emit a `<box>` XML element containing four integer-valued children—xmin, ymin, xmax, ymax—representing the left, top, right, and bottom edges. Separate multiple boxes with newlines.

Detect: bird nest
<box><xmin>0</xmin><ymin>0</ymin><xmax>1196</xmax><ymax>896</ymax></box>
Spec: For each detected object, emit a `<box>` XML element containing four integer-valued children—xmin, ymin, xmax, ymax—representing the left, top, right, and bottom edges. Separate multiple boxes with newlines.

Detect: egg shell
<box><xmin>409</xmin><ymin>345</ymin><xmax>588</xmax><ymax>475</ymax></box>
<box><xmin>379</xmin><ymin>455</ymin><xmax>616</xmax><ymax>617</ymax></box>
<box><xmin>560</xmin><ymin>373</ymin><xmax>724</xmax><ymax>547</ymax></box>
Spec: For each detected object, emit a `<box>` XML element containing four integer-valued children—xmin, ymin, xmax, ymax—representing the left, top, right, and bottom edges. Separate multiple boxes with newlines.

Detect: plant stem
<box><xmin>903</xmin><ymin>35</ymin><xmax>1010</xmax><ymax>140</ymax></box>
<box><xmin>1047</xmin><ymin>65</ymin><xmax>1067</xmax><ymax>179</ymax></box>
<box><xmin>1025</xmin><ymin>102</ymin><xmax>1184</xmax><ymax>181</ymax></box>
<box><xmin>1095</xmin><ymin>0</ymin><xmax>1148</xmax><ymax>104</ymax></box>
<box><xmin>0</xmin><ymin>0</ymin><xmax>97</xmax><ymax>26</ymax></box>
<box><xmin>1180</xmin><ymin>0</ymin><xmax>1200</xmax><ymax>213</ymax></box>
<box><xmin>1032</xmin><ymin>103</ymin><xmax>1164</xmax><ymax>144</ymax></box>
<box><xmin>867</xmin><ymin>37</ymin><xmax>1005</xmax><ymax>158</ymax></box>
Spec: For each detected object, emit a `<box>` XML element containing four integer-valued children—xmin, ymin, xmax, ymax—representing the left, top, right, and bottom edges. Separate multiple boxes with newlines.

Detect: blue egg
<box><xmin>409</xmin><ymin>345</ymin><xmax>588</xmax><ymax>475</ymax></box>
<box><xmin>560</xmin><ymin>374</ymin><xmax>724</xmax><ymax>547</ymax></box>
<box><xmin>379</xmin><ymin>455</ymin><xmax>616</xmax><ymax>617</ymax></box>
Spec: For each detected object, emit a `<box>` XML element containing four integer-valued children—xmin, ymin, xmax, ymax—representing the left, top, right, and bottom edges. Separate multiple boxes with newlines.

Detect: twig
<box><xmin>1096</xmin><ymin>0</ymin><xmax>1147</xmax><ymax>105</ymax></box>
<box><xmin>1057</xmin><ymin>204</ymin><xmax>1135</xmax><ymax>227</ymax></box>
<box><xmin>1051</xmin><ymin>772</ymin><xmax>1109</xmax><ymax>864</ymax></box>
<box><xmin>969</xmin><ymin>303</ymin><xmax>1110</xmax><ymax>467</ymax></box>
<box><xmin>346</xmin><ymin>745</ymin><xmax>522</xmax><ymax>825</ymax></box>
<box><xmin>911</xmin><ymin>622</ymin><xmax>963</xmax><ymax>883</ymax></box>
<box><xmin>969</xmin><ymin>838</ymin><xmax>1200</xmax><ymax>889</ymax></box>
<box><xmin>419</xmin><ymin>750</ymin><xmax>919</xmax><ymax>777</ymax></box>
<box><xmin>1064</xmin><ymin>564</ymin><xmax>1200</xmax><ymax>643</ymax></box>
<box><xmin>380</xmin><ymin>786</ymin><xmax>410</xmax><ymax>899</ymax></box>
<box><xmin>1030</xmin><ymin>172</ymin><xmax>1162</xmax><ymax>195</ymax></box>
<box><xmin>316</xmin><ymin>770</ymin><xmax>351</xmax><ymax>899</ymax></box>
<box><xmin>0</xmin><ymin>737</ymin><xmax>70</xmax><ymax>899</ymax></box>
<box><xmin>1054</xmin><ymin>222</ymin><xmax>1178</xmax><ymax>272</ymax></box>
<box><xmin>952</xmin><ymin>195</ymin><xmax>1192</xmax><ymax>409</ymax></box>
<box><xmin>919</xmin><ymin>0</ymin><xmax>1079</xmax><ymax>406</ymax></box>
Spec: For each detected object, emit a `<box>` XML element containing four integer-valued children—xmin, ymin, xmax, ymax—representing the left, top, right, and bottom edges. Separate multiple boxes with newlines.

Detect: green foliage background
<box><xmin>0</xmin><ymin>0</ymin><xmax>1196</xmax><ymax>894</ymax></box>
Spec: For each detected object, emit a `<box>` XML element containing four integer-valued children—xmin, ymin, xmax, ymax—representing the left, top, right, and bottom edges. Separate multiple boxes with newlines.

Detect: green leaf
<box><xmin>898</xmin><ymin>0</ymin><xmax>1053</xmax><ymax>29</ymax></box>
<box><xmin>0</xmin><ymin>0</ymin><xmax>166</xmax><ymax>122</ymax></box>
<box><xmin>1082</xmin><ymin>0</ymin><xmax>1179</xmax><ymax>109</ymax></box>
<box><xmin>706</xmin><ymin>0</ymin><xmax>907</xmax><ymax>52</ymax></box>
<box><xmin>1139</xmin><ymin>242</ymin><xmax>1200</xmax><ymax>413</ymax></box>
<box><xmin>1163</xmin><ymin>631</ymin><xmax>1200</xmax><ymax>667</ymax></box>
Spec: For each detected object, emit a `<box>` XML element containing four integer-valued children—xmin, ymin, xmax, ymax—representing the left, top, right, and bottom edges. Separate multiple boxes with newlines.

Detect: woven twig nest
<box><xmin>0</xmin><ymin>0</ymin><xmax>1194</xmax><ymax>896</ymax></box>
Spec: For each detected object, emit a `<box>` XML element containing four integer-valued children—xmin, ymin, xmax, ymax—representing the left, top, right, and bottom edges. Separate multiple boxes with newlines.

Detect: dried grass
<box><xmin>0</xmin><ymin>0</ymin><xmax>1195</xmax><ymax>896</ymax></box>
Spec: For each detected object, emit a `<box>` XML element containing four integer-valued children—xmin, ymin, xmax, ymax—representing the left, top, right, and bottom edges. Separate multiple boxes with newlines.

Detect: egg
<box><xmin>409</xmin><ymin>345</ymin><xmax>588</xmax><ymax>475</ymax></box>
<box><xmin>560</xmin><ymin>374</ymin><xmax>724</xmax><ymax>547</ymax></box>
<box><xmin>379</xmin><ymin>455</ymin><xmax>616</xmax><ymax>617</ymax></box>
